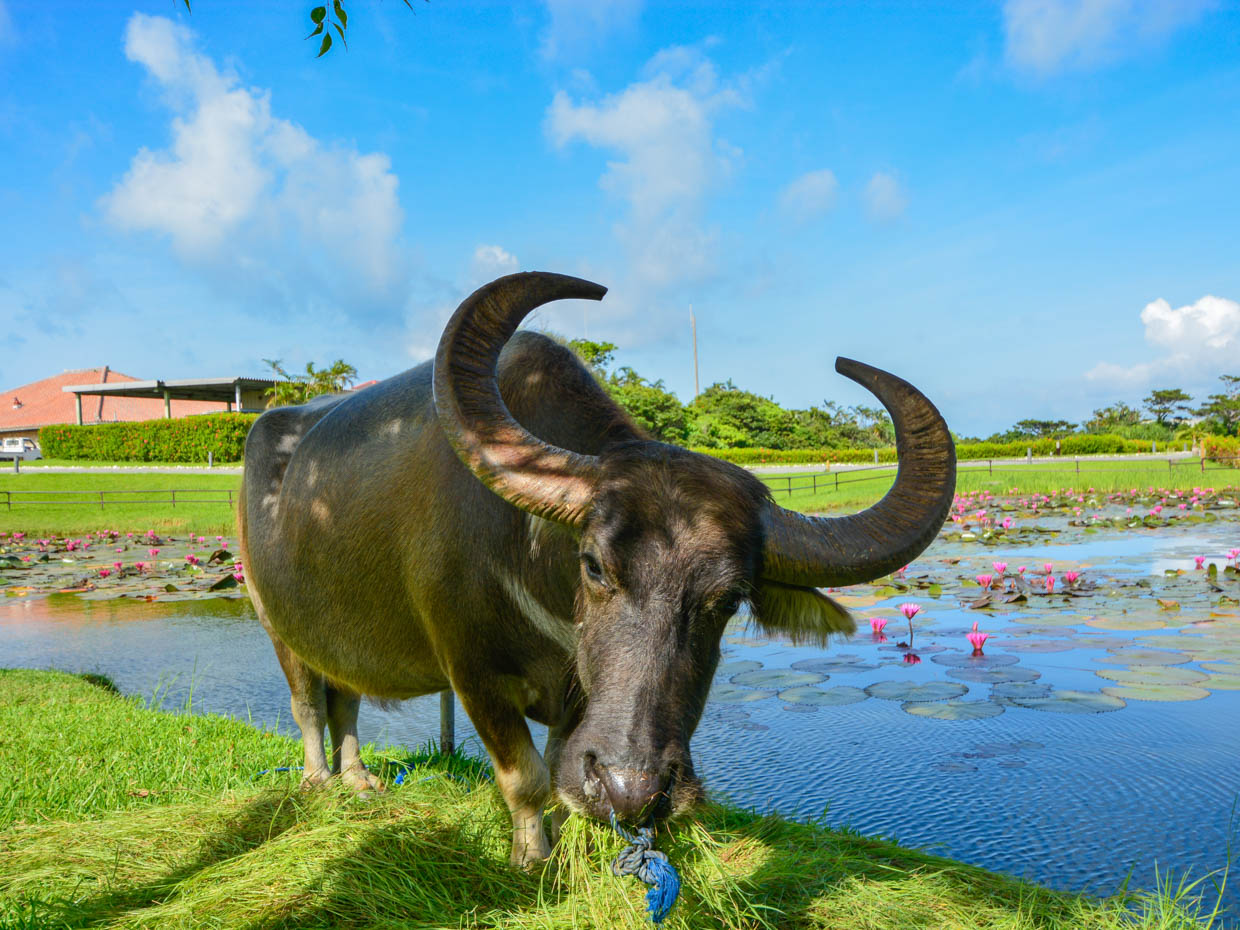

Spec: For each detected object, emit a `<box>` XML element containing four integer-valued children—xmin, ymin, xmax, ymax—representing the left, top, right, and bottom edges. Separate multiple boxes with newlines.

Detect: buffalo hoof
<box><xmin>299</xmin><ymin>766</ymin><xmax>333</xmax><ymax>790</ymax></box>
<box><xmin>341</xmin><ymin>764</ymin><xmax>384</xmax><ymax>795</ymax></box>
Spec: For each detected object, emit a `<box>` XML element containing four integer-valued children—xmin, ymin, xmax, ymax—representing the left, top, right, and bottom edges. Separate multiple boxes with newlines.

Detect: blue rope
<box><xmin>609</xmin><ymin>812</ymin><xmax>681</xmax><ymax>924</ymax></box>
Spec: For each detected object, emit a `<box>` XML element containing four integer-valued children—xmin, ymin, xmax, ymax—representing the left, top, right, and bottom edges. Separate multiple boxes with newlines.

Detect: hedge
<box><xmin>1204</xmin><ymin>436</ymin><xmax>1240</xmax><ymax>466</ymax></box>
<box><xmin>697</xmin><ymin>435</ymin><xmax>1190</xmax><ymax>466</ymax></box>
<box><xmin>39</xmin><ymin>414</ymin><xmax>258</xmax><ymax>463</ymax></box>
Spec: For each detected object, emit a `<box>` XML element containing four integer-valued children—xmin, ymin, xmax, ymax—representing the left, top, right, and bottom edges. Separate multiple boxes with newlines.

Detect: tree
<box><xmin>1084</xmin><ymin>402</ymin><xmax>1141</xmax><ymax>434</ymax></box>
<box><xmin>1194</xmin><ymin>375</ymin><xmax>1240</xmax><ymax>436</ymax></box>
<box><xmin>264</xmin><ymin>358</ymin><xmax>359</xmax><ymax>406</ymax></box>
<box><xmin>606</xmin><ymin>368</ymin><xmax>688</xmax><ymax>444</ymax></box>
<box><xmin>1143</xmin><ymin>389</ymin><xmax>1194</xmax><ymax>427</ymax></box>
<box><xmin>686</xmin><ymin>381</ymin><xmax>798</xmax><ymax>449</ymax></box>
<box><xmin>181</xmin><ymin>0</ymin><xmax>423</xmax><ymax>58</ymax></box>
<box><xmin>566</xmin><ymin>339</ymin><xmax>617</xmax><ymax>376</ymax></box>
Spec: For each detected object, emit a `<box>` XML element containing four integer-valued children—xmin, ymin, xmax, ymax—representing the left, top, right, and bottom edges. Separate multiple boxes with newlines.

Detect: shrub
<box><xmin>1203</xmin><ymin>436</ymin><xmax>1240</xmax><ymax>466</ymax></box>
<box><xmin>39</xmin><ymin>414</ymin><xmax>257</xmax><ymax>463</ymax></box>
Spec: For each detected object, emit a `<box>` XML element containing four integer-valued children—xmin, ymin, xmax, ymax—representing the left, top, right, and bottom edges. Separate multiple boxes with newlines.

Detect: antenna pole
<box><xmin>690</xmin><ymin>305</ymin><xmax>700</xmax><ymax>399</ymax></box>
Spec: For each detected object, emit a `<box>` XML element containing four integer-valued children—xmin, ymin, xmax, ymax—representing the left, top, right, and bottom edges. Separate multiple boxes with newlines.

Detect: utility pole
<box><xmin>690</xmin><ymin>305</ymin><xmax>700</xmax><ymax>400</ymax></box>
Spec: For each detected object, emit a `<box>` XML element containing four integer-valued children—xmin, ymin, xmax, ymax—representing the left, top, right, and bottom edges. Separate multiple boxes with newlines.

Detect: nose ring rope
<box><xmin>608</xmin><ymin>811</ymin><xmax>681</xmax><ymax>924</ymax></box>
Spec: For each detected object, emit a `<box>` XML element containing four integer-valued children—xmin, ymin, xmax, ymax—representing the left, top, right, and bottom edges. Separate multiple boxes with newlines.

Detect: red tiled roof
<box><xmin>0</xmin><ymin>368</ymin><xmax>226</xmax><ymax>433</ymax></box>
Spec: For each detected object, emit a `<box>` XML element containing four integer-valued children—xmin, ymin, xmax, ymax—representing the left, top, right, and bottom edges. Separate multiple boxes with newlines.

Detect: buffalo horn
<box><xmin>433</xmin><ymin>272</ymin><xmax>607</xmax><ymax>527</ymax></box>
<box><xmin>760</xmin><ymin>357</ymin><xmax>956</xmax><ymax>587</ymax></box>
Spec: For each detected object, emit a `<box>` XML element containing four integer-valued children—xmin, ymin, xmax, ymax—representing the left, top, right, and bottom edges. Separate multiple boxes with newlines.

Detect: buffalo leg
<box><xmin>457</xmin><ymin>690</ymin><xmax>551</xmax><ymax>868</ymax></box>
<box><xmin>326</xmin><ymin>686</ymin><xmax>383</xmax><ymax>793</ymax></box>
<box><xmin>270</xmin><ymin>640</ymin><xmax>333</xmax><ymax>787</ymax></box>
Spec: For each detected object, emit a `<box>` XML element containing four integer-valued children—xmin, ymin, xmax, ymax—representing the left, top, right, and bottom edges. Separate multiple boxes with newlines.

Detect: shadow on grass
<box><xmin>42</xmin><ymin>790</ymin><xmax>310</xmax><ymax>928</ymax></box>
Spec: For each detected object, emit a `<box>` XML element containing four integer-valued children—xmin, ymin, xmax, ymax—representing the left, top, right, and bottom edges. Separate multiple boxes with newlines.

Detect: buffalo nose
<box><xmin>588</xmin><ymin>761</ymin><xmax>670</xmax><ymax>823</ymax></box>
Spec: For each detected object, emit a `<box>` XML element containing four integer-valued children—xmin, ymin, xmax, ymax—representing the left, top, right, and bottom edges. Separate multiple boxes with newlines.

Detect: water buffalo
<box><xmin>238</xmin><ymin>272</ymin><xmax>955</xmax><ymax>867</ymax></box>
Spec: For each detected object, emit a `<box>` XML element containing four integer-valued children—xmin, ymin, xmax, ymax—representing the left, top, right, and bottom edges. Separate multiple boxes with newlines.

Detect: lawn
<box><xmin>4</xmin><ymin>460</ymin><xmax>1240</xmax><ymax>539</ymax></box>
<box><xmin>0</xmin><ymin>668</ymin><xmax>1227</xmax><ymax>929</ymax></box>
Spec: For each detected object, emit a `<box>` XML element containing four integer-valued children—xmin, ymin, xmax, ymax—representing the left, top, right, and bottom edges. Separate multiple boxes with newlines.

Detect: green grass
<box><xmin>763</xmin><ymin>461</ymin><xmax>1240</xmax><ymax>514</ymax></box>
<box><xmin>0</xmin><ymin>473</ymin><xmax>240</xmax><ymax>537</ymax></box>
<box><xmin>12</xmin><ymin>459</ymin><xmax>241</xmax><ymax>469</ymax></box>
<box><xmin>4</xmin><ymin>461</ymin><xmax>1240</xmax><ymax>540</ymax></box>
<box><xmin>0</xmin><ymin>669</ymin><xmax>1229</xmax><ymax>929</ymax></box>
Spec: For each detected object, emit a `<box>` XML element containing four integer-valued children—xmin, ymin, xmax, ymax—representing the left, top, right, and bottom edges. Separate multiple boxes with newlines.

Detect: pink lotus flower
<box><xmin>992</xmin><ymin>562</ymin><xmax>1007</xmax><ymax>575</ymax></box>
<box><xmin>1001</xmin><ymin>517</ymin><xmax>1014</xmax><ymax>529</ymax></box>
<box><xmin>899</xmin><ymin>603</ymin><xmax>921</xmax><ymax>620</ymax></box>
<box><xmin>113</xmin><ymin>561</ymin><xmax>122</xmax><ymax>571</ymax></box>
<box><xmin>1045</xmin><ymin>575</ymin><xmax>1056</xmax><ymax>593</ymax></box>
<box><xmin>148</xmin><ymin>548</ymin><xmax>160</xmax><ymax>557</ymax></box>
<box><xmin>1230</xmin><ymin>548</ymin><xmax>1240</xmax><ymax>562</ymax></box>
<box><xmin>1195</xmin><ymin>556</ymin><xmax>1206</xmax><ymax>569</ymax></box>
<box><xmin>976</xmin><ymin>573</ymin><xmax>993</xmax><ymax>589</ymax></box>
<box><xmin>902</xmin><ymin>652</ymin><xmax>921</xmax><ymax>665</ymax></box>
<box><xmin>1018</xmin><ymin>566</ymin><xmax>1026</xmax><ymax>575</ymax></box>
<box><xmin>186</xmin><ymin>554</ymin><xmax>201</xmax><ymax>566</ymax></box>
<box><xmin>967</xmin><ymin>621</ymin><xmax>989</xmax><ymax>655</ymax></box>
<box><xmin>1064</xmin><ymin>570</ymin><xmax>1079</xmax><ymax>584</ymax></box>
<box><xmin>98</xmin><ymin>568</ymin><xmax>111</xmax><ymax>578</ymax></box>
<box><xmin>1044</xmin><ymin>563</ymin><xmax>1053</xmax><ymax>575</ymax></box>
<box><xmin>1152</xmin><ymin>505</ymin><xmax>1163</xmax><ymax>515</ymax></box>
<box><xmin>233</xmin><ymin>570</ymin><xmax>245</xmax><ymax>583</ymax></box>
<box><xmin>135</xmin><ymin>562</ymin><xmax>147</xmax><ymax>572</ymax></box>
<box><xmin>869</xmin><ymin>617</ymin><xmax>888</xmax><ymax>632</ymax></box>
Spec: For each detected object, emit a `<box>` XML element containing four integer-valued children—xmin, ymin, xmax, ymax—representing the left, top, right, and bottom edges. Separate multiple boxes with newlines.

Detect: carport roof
<box><xmin>62</xmin><ymin>377</ymin><xmax>277</xmax><ymax>404</ymax></box>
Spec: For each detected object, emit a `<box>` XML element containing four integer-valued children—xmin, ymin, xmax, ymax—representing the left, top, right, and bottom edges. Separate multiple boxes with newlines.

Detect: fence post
<box><xmin>988</xmin><ymin>459</ymin><xmax>993</xmax><ymax>475</ymax></box>
<box><xmin>171</xmin><ymin>490</ymin><xmax>176</xmax><ymax>509</ymax></box>
<box><xmin>873</xmin><ymin>449</ymin><xmax>879</xmax><ymax>464</ymax></box>
<box><xmin>1169</xmin><ymin>458</ymin><xmax>1173</xmax><ymax>477</ymax></box>
<box><xmin>1075</xmin><ymin>456</ymin><xmax>1079</xmax><ymax>476</ymax></box>
<box><xmin>1026</xmin><ymin>447</ymin><xmax>1032</xmax><ymax>464</ymax></box>
<box><xmin>12</xmin><ymin>457</ymin><xmax>18</xmax><ymax>474</ymax></box>
<box><xmin>835</xmin><ymin>471</ymin><xmax>839</xmax><ymax>491</ymax></box>
<box><xmin>812</xmin><ymin>474</ymin><xmax>818</xmax><ymax>493</ymax></box>
<box><xmin>208</xmin><ymin>451</ymin><xmax>213</xmax><ymax>469</ymax></box>
<box><xmin>440</xmin><ymin>690</ymin><xmax>455</xmax><ymax>754</ymax></box>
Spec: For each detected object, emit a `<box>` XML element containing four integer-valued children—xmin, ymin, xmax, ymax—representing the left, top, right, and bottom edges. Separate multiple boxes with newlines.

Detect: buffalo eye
<box><xmin>582</xmin><ymin>552</ymin><xmax>605</xmax><ymax>583</ymax></box>
<box><xmin>718</xmin><ymin>592</ymin><xmax>744</xmax><ymax>617</ymax></box>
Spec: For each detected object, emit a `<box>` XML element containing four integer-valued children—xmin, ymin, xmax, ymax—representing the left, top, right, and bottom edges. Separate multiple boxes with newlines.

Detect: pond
<box><xmin>3</xmin><ymin>507</ymin><xmax>1240</xmax><ymax>917</ymax></box>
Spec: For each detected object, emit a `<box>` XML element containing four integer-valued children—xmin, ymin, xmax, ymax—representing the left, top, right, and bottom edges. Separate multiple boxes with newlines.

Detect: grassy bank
<box><xmin>3</xmin><ymin>461</ymin><xmax>1240</xmax><ymax>540</ymax></box>
<box><xmin>0</xmin><ymin>669</ymin><xmax>1227</xmax><ymax>929</ymax></box>
<box><xmin>763</xmin><ymin>461</ymin><xmax>1240</xmax><ymax>514</ymax></box>
<box><xmin>0</xmin><ymin>473</ymin><xmax>239</xmax><ymax>537</ymax></box>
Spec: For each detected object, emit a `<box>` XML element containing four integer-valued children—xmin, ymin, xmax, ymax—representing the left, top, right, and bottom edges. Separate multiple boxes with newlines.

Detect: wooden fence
<box><xmin>0</xmin><ymin>489</ymin><xmax>237</xmax><ymax>510</ymax></box>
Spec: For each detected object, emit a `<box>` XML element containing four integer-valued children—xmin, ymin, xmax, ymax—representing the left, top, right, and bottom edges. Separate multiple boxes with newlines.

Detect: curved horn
<box><xmin>761</xmin><ymin>357</ymin><xmax>955</xmax><ymax>587</ymax></box>
<box><xmin>433</xmin><ymin>272</ymin><xmax>607</xmax><ymax>527</ymax></box>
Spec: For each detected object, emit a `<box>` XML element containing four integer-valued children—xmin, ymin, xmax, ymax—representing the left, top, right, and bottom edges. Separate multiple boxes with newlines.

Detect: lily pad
<box><xmin>865</xmin><ymin>680</ymin><xmax>968</xmax><ymax>702</ymax></box>
<box><xmin>1100</xmin><ymin>684</ymin><xmax>1210</xmax><ymax>702</ymax></box>
<box><xmin>1095</xmin><ymin>649</ymin><xmax>1189</xmax><ymax>667</ymax></box>
<box><xmin>902</xmin><ymin>700</ymin><xmax>1005</xmax><ymax>720</ymax></box>
<box><xmin>1095</xmin><ymin>666</ymin><xmax>1207</xmax><ymax>686</ymax></box>
<box><xmin>948</xmin><ymin>666</ymin><xmax>1041</xmax><ymax>685</ymax></box>
<box><xmin>731</xmin><ymin>669</ymin><xmax>824</xmax><ymax>689</ymax></box>
<box><xmin>1201</xmin><ymin>674</ymin><xmax>1240</xmax><ymax>691</ymax></box>
<box><xmin>777</xmin><ymin>685</ymin><xmax>868</xmax><ymax>706</ymax></box>
<box><xmin>1011</xmin><ymin>690</ymin><xmax>1126</xmax><ymax>713</ymax></box>
<box><xmin>709</xmin><ymin>685</ymin><xmax>770</xmax><ymax>704</ymax></box>
<box><xmin>991</xmin><ymin>681</ymin><xmax>1053</xmax><ymax>700</ymax></box>
<box><xmin>1085</xmin><ymin>616</ymin><xmax>1169</xmax><ymax>631</ymax></box>
<box><xmin>1201</xmin><ymin>662</ymin><xmax>1240</xmax><ymax>674</ymax></box>
<box><xmin>716</xmin><ymin>660</ymin><xmax>762</xmax><ymax>677</ymax></box>
<box><xmin>931</xmin><ymin>652</ymin><xmax>1019</xmax><ymax>669</ymax></box>
<box><xmin>790</xmin><ymin>657</ymin><xmax>879</xmax><ymax>675</ymax></box>
<box><xmin>1008</xmin><ymin>614</ymin><xmax>1080</xmax><ymax>627</ymax></box>
<box><xmin>998</xmin><ymin>639</ymin><xmax>1077</xmax><ymax>653</ymax></box>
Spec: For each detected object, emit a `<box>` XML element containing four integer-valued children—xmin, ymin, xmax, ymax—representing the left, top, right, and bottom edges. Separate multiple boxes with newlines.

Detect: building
<box><xmin>0</xmin><ymin>367</ymin><xmax>275</xmax><ymax>445</ymax></box>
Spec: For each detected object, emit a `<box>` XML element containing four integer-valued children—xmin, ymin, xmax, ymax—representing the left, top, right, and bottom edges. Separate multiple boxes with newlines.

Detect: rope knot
<box><xmin>609</xmin><ymin>812</ymin><xmax>681</xmax><ymax>924</ymax></box>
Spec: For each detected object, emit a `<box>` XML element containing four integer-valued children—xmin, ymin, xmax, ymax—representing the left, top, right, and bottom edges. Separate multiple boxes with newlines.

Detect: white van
<box><xmin>0</xmin><ymin>437</ymin><xmax>42</xmax><ymax>461</ymax></box>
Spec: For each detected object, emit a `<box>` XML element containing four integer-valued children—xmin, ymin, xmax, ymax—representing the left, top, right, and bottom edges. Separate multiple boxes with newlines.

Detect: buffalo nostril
<box><xmin>581</xmin><ymin>753</ymin><xmax>605</xmax><ymax>801</ymax></box>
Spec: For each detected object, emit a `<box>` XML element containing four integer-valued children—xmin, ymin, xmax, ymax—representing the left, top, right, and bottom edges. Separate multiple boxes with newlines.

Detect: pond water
<box><xmin>3</xmin><ymin>516</ymin><xmax>1240</xmax><ymax>918</ymax></box>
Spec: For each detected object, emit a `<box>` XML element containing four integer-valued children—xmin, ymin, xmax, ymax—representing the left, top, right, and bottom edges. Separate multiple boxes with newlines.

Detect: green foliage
<box><xmin>1084</xmin><ymin>402</ymin><xmax>1142</xmax><ymax>434</ymax></box>
<box><xmin>263</xmin><ymin>358</ymin><xmax>358</xmax><ymax>407</ymax></box>
<box><xmin>1203</xmin><ymin>435</ymin><xmax>1240</xmax><ymax>465</ymax></box>
<box><xmin>1194</xmin><ymin>374</ymin><xmax>1240</xmax><ymax>436</ymax></box>
<box><xmin>566</xmin><ymin>339</ymin><xmax>618</xmax><ymax>375</ymax></box>
<box><xmin>992</xmin><ymin>419</ymin><xmax>1078</xmax><ymax>441</ymax></box>
<box><xmin>687</xmin><ymin>381</ymin><xmax>800</xmax><ymax>449</ymax></box>
<box><xmin>1143</xmin><ymin>388</ymin><xmax>1194</xmax><ymax>427</ymax></box>
<box><xmin>605</xmin><ymin>367</ymin><xmax>688</xmax><ymax>443</ymax></box>
<box><xmin>38</xmin><ymin>414</ymin><xmax>256</xmax><ymax>464</ymax></box>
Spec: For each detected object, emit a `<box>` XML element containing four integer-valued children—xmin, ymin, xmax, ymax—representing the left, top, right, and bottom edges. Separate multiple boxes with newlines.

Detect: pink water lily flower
<box><xmin>98</xmin><ymin>568</ymin><xmax>111</xmax><ymax>578</ymax></box>
<box><xmin>1064</xmin><ymin>571</ymin><xmax>1079</xmax><ymax>584</ymax></box>
<box><xmin>869</xmin><ymin>617</ymin><xmax>889</xmax><ymax>632</ymax></box>
<box><xmin>135</xmin><ymin>562</ymin><xmax>147</xmax><ymax>572</ymax></box>
<box><xmin>148</xmin><ymin>548</ymin><xmax>160</xmax><ymax>557</ymax></box>
<box><xmin>1045</xmin><ymin>575</ymin><xmax>1056</xmax><ymax>593</ymax></box>
<box><xmin>1195</xmin><ymin>556</ymin><xmax>1206</xmax><ymax>569</ymax></box>
<box><xmin>113</xmin><ymin>561</ymin><xmax>122</xmax><ymax>571</ymax></box>
<box><xmin>902</xmin><ymin>652</ymin><xmax>921</xmax><ymax>665</ymax></box>
<box><xmin>967</xmin><ymin>621</ymin><xmax>989</xmax><ymax>655</ymax></box>
<box><xmin>993</xmin><ymin>562</ymin><xmax>1007</xmax><ymax>574</ymax></box>
<box><xmin>1001</xmin><ymin>517</ymin><xmax>1014</xmax><ymax>529</ymax></box>
<box><xmin>976</xmin><ymin>574</ymin><xmax>993</xmax><ymax>589</ymax></box>
<box><xmin>899</xmin><ymin>603</ymin><xmax>921</xmax><ymax>620</ymax></box>
<box><xmin>1044</xmin><ymin>563</ymin><xmax>1053</xmax><ymax>575</ymax></box>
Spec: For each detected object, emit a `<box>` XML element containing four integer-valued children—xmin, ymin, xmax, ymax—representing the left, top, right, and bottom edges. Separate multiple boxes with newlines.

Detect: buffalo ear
<box><xmin>751</xmin><ymin>582</ymin><xmax>855</xmax><ymax>646</ymax></box>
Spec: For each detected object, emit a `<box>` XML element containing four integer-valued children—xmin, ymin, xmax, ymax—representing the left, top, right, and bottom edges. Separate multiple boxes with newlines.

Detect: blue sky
<box><xmin>1</xmin><ymin>1</ymin><xmax>1238</xmax><ymax>436</ymax></box>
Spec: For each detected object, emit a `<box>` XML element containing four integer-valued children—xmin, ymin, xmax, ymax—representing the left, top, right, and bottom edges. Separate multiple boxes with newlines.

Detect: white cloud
<box><xmin>778</xmin><ymin>169</ymin><xmax>838</xmax><ymax>224</ymax></box>
<box><xmin>471</xmin><ymin>244</ymin><xmax>520</xmax><ymax>283</ymax></box>
<box><xmin>863</xmin><ymin>171</ymin><xmax>907</xmax><ymax>223</ymax></box>
<box><xmin>101</xmin><ymin>14</ymin><xmax>411</xmax><ymax>320</ymax></box>
<box><xmin>546</xmin><ymin>45</ymin><xmax>742</xmax><ymax>291</ymax></box>
<box><xmin>1003</xmin><ymin>0</ymin><xmax>1215</xmax><ymax>75</ymax></box>
<box><xmin>540</xmin><ymin>0</ymin><xmax>643</xmax><ymax>61</ymax></box>
<box><xmin>1087</xmin><ymin>295</ymin><xmax>1240</xmax><ymax>386</ymax></box>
